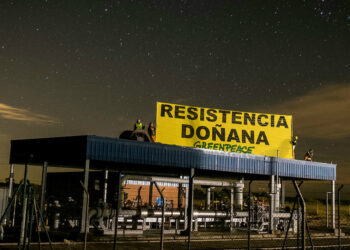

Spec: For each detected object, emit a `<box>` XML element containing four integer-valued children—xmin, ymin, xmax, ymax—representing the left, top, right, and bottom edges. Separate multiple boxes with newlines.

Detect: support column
<box><xmin>19</xmin><ymin>163</ymin><xmax>28</xmax><ymax>246</ymax></box>
<box><xmin>184</xmin><ymin>185</ymin><xmax>189</xmax><ymax>230</ymax></box>
<box><xmin>6</xmin><ymin>164</ymin><xmax>14</xmax><ymax>225</ymax></box>
<box><xmin>230</xmin><ymin>187</ymin><xmax>234</xmax><ymax>232</ymax></box>
<box><xmin>275</xmin><ymin>177</ymin><xmax>281</xmax><ymax>212</ymax></box>
<box><xmin>80</xmin><ymin>159</ymin><xmax>90</xmax><ymax>233</ymax></box>
<box><xmin>332</xmin><ymin>180</ymin><xmax>335</xmax><ymax>230</ymax></box>
<box><xmin>270</xmin><ymin>175</ymin><xmax>275</xmax><ymax>233</ymax></box>
<box><xmin>103</xmin><ymin>169</ymin><xmax>108</xmax><ymax>203</ymax></box>
<box><xmin>234</xmin><ymin>179</ymin><xmax>244</xmax><ymax>210</ymax></box>
<box><xmin>206</xmin><ymin>187</ymin><xmax>211</xmax><ymax>210</ymax></box>
<box><xmin>113</xmin><ymin>172</ymin><xmax>121</xmax><ymax>250</ymax></box>
<box><xmin>178</xmin><ymin>183</ymin><xmax>182</xmax><ymax>209</ymax></box>
<box><xmin>187</xmin><ymin>168</ymin><xmax>195</xmax><ymax>250</ymax></box>
<box><xmin>281</xmin><ymin>179</ymin><xmax>285</xmax><ymax>209</ymax></box>
<box><xmin>40</xmin><ymin>161</ymin><xmax>48</xmax><ymax>221</ymax></box>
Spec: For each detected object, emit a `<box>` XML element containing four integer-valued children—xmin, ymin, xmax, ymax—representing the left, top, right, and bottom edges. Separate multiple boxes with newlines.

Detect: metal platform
<box><xmin>10</xmin><ymin>135</ymin><xmax>335</xmax><ymax>181</ymax></box>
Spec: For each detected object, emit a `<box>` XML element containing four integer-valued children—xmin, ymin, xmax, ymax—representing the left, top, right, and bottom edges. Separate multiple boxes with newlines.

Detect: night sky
<box><xmin>0</xmin><ymin>1</ymin><xmax>349</xmax><ymax>187</ymax></box>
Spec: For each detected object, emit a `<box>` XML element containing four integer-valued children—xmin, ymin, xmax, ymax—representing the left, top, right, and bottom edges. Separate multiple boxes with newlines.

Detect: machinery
<box><xmin>43</xmin><ymin>172</ymin><xmax>298</xmax><ymax>235</ymax></box>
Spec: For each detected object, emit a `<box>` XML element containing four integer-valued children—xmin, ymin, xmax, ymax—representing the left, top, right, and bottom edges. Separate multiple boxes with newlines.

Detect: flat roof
<box><xmin>9</xmin><ymin>135</ymin><xmax>336</xmax><ymax>181</ymax></box>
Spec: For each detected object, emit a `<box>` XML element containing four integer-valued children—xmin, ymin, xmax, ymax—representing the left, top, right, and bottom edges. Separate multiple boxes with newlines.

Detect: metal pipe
<box><xmin>269</xmin><ymin>175</ymin><xmax>275</xmax><ymax>233</ymax></box>
<box><xmin>230</xmin><ymin>188</ymin><xmax>234</xmax><ymax>232</ymax></box>
<box><xmin>154</xmin><ymin>182</ymin><xmax>165</xmax><ymax>250</ymax></box>
<box><xmin>19</xmin><ymin>164</ymin><xmax>28</xmax><ymax>247</ymax></box>
<box><xmin>206</xmin><ymin>187</ymin><xmax>211</xmax><ymax>210</ymax></box>
<box><xmin>5</xmin><ymin>164</ymin><xmax>14</xmax><ymax>226</ymax></box>
<box><xmin>281</xmin><ymin>179</ymin><xmax>285</xmax><ymax>209</ymax></box>
<box><xmin>332</xmin><ymin>180</ymin><xmax>336</xmax><ymax>230</ymax></box>
<box><xmin>122</xmin><ymin>175</ymin><xmax>235</xmax><ymax>187</ymax></box>
<box><xmin>248</xmin><ymin>180</ymin><xmax>253</xmax><ymax>250</ymax></box>
<box><xmin>116</xmin><ymin>208</ymin><xmax>290</xmax><ymax>220</ymax></box>
<box><xmin>8</xmin><ymin>164</ymin><xmax>14</xmax><ymax>199</ymax></box>
<box><xmin>103</xmin><ymin>169</ymin><xmax>108</xmax><ymax>203</ymax></box>
<box><xmin>149</xmin><ymin>182</ymin><xmax>153</xmax><ymax>208</ymax></box>
<box><xmin>40</xmin><ymin>161</ymin><xmax>48</xmax><ymax>226</ymax></box>
<box><xmin>187</xmin><ymin>168</ymin><xmax>195</xmax><ymax>250</ymax></box>
<box><xmin>113</xmin><ymin>172</ymin><xmax>121</xmax><ymax>250</ymax></box>
<box><xmin>326</xmin><ymin>192</ymin><xmax>331</xmax><ymax>228</ymax></box>
<box><xmin>234</xmin><ymin>180</ymin><xmax>244</xmax><ymax>210</ymax></box>
<box><xmin>80</xmin><ymin>180</ymin><xmax>89</xmax><ymax>250</ymax></box>
<box><xmin>338</xmin><ymin>184</ymin><xmax>344</xmax><ymax>249</ymax></box>
<box><xmin>184</xmin><ymin>186</ymin><xmax>188</xmax><ymax>230</ymax></box>
<box><xmin>81</xmin><ymin>160</ymin><xmax>90</xmax><ymax>234</ymax></box>
<box><xmin>178</xmin><ymin>183</ymin><xmax>182</xmax><ymax>209</ymax></box>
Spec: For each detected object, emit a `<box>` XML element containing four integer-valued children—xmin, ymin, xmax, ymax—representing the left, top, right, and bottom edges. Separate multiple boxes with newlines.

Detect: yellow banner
<box><xmin>156</xmin><ymin>102</ymin><xmax>293</xmax><ymax>159</ymax></box>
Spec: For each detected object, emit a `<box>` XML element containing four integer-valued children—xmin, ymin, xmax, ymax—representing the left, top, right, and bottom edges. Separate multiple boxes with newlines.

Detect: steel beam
<box><xmin>40</xmin><ymin>161</ymin><xmax>48</xmax><ymax>223</ymax></box>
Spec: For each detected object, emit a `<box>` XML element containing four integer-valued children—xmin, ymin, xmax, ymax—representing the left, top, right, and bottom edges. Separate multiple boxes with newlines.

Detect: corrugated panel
<box><xmin>86</xmin><ymin>136</ymin><xmax>336</xmax><ymax>181</ymax></box>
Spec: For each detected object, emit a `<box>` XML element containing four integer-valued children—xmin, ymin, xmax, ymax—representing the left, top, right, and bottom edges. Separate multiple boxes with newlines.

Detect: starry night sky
<box><xmin>0</xmin><ymin>1</ymin><xmax>349</xmax><ymax>186</ymax></box>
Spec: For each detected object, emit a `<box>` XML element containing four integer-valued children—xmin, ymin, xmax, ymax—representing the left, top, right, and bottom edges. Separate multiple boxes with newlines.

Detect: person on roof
<box><xmin>291</xmin><ymin>136</ymin><xmax>298</xmax><ymax>159</ymax></box>
<box><xmin>304</xmin><ymin>149</ymin><xmax>313</xmax><ymax>161</ymax></box>
<box><xmin>148</xmin><ymin>122</ymin><xmax>156</xmax><ymax>142</ymax></box>
<box><xmin>134</xmin><ymin>119</ymin><xmax>144</xmax><ymax>130</ymax></box>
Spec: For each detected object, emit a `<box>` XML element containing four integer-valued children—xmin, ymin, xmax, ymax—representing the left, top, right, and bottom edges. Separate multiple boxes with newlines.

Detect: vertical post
<box><xmin>297</xmin><ymin>196</ymin><xmax>300</xmax><ymax>249</ymax></box>
<box><xmin>113</xmin><ymin>172</ymin><xmax>121</xmax><ymax>250</ymax></box>
<box><xmin>103</xmin><ymin>169</ymin><xmax>109</xmax><ymax>203</ymax></box>
<box><xmin>276</xmin><ymin>151</ymin><xmax>279</xmax><ymax>211</ymax></box>
<box><xmin>230</xmin><ymin>187</ymin><xmax>234</xmax><ymax>232</ymax></box>
<box><xmin>178</xmin><ymin>183</ymin><xmax>182</xmax><ymax>209</ymax></box>
<box><xmin>248</xmin><ymin>180</ymin><xmax>253</xmax><ymax>250</ymax></box>
<box><xmin>80</xmin><ymin>181</ymin><xmax>89</xmax><ymax>250</ymax></box>
<box><xmin>269</xmin><ymin>175</ymin><xmax>275</xmax><ymax>233</ymax></box>
<box><xmin>184</xmin><ymin>186</ymin><xmax>189</xmax><ymax>230</ymax></box>
<box><xmin>187</xmin><ymin>168</ymin><xmax>195</xmax><ymax>250</ymax></box>
<box><xmin>332</xmin><ymin>180</ymin><xmax>336</xmax><ymax>230</ymax></box>
<box><xmin>338</xmin><ymin>184</ymin><xmax>344</xmax><ymax>249</ymax></box>
<box><xmin>149</xmin><ymin>182</ymin><xmax>154</xmax><ymax>208</ymax></box>
<box><xmin>326</xmin><ymin>192</ymin><xmax>330</xmax><ymax>228</ymax></box>
<box><xmin>206</xmin><ymin>187</ymin><xmax>211</xmax><ymax>210</ymax></box>
<box><xmin>6</xmin><ymin>164</ymin><xmax>14</xmax><ymax>225</ymax></box>
<box><xmin>81</xmin><ymin>160</ymin><xmax>90</xmax><ymax>233</ymax></box>
<box><xmin>19</xmin><ymin>164</ymin><xmax>28</xmax><ymax>247</ymax></box>
<box><xmin>40</xmin><ymin>161</ymin><xmax>48</xmax><ymax>223</ymax></box>
<box><xmin>281</xmin><ymin>179</ymin><xmax>285</xmax><ymax>209</ymax></box>
<box><xmin>154</xmin><ymin>182</ymin><xmax>165</xmax><ymax>250</ymax></box>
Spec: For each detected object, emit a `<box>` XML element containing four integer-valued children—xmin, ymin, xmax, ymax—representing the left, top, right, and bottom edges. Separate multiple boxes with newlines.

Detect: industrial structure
<box><xmin>0</xmin><ymin>136</ymin><xmax>336</xmax><ymax>241</ymax></box>
<box><xmin>0</xmin><ymin>134</ymin><xmax>336</xmax><ymax>249</ymax></box>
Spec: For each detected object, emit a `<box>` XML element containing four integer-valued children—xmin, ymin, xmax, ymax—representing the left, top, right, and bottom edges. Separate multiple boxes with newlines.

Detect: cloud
<box><xmin>274</xmin><ymin>84</ymin><xmax>350</xmax><ymax>139</ymax></box>
<box><xmin>0</xmin><ymin>103</ymin><xmax>59</xmax><ymax>125</ymax></box>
